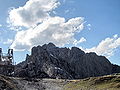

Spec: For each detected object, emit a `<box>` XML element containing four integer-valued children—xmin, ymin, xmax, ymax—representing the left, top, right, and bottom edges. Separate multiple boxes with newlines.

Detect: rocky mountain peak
<box><xmin>47</xmin><ymin>42</ymin><xmax>56</xmax><ymax>47</ymax></box>
<box><xmin>70</xmin><ymin>47</ymin><xmax>85</xmax><ymax>56</ymax></box>
<box><xmin>42</xmin><ymin>43</ymin><xmax>56</xmax><ymax>49</ymax></box>
<box><xmin>14</xmin><ymin>43</ymin><xmax>120</xmax><ymax>79</ymax></box>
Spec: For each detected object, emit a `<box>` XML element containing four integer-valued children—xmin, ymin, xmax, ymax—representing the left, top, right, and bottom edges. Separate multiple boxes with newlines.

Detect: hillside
<box><xmin>64</xmin><ymin>73</ymin><xmax>120</xmax><ymax>90</ymax></box>
<box><xmin>0</xmin><ymin>74</ymin><xmax>120</xmax><ymax>90</ymax></box>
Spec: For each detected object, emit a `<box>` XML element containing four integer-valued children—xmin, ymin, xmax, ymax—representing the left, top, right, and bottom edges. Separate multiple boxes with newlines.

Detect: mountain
<box><xmin>14</xmin><ymin>43</ymin><xmax>120</xmax><ymax>79</ymax></box>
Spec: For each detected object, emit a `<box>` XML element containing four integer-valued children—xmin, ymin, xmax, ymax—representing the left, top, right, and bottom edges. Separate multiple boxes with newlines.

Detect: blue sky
<box><xmin>0</xmin><ymin>0</ymin><xmax>120</xmax><ymax>65</ymax></box>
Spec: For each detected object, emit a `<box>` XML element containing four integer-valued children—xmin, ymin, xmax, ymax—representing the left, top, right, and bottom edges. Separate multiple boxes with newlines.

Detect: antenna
<box><xmin>0</xmin><ymin>48</ymin><xmax>14</xmax><ymax>76</ymax></box>
<box><xmin>0</xmin><ymin>48</ymin><xmax>2</xmax><ymax>61</ymax></box>
<box><xmin>8</xmin><ymin>49</ymin><xmax>14</xmax><ymax>65</ymax></box>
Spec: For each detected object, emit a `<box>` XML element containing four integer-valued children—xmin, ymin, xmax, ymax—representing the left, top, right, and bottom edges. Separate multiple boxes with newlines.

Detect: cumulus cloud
<box><xmin>84</xmin><ymin>34</ymin><xmax>120</xmax><ymax>58</ymax></box>
<box><xmin>73</xmin><ymin>37</ymin><xmax>86</xmax><ymax>46</ymax></box>
<box><xmin>10</xmin><ymin>16</ymin><xmax>85</xmax><ymax>51</ymax></box>
<box><xmin>7</xmin><ymin>0</ymin><xmax>60</xmax><ymax>28</ymax></box>
<box><xmin>8</xmin><ymin>0</ymin><xmax>85</xmax><ymax>51</ymax></box>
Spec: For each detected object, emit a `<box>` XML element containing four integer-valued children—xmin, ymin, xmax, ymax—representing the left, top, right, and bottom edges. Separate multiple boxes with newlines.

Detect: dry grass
<box><xmin>64</xmin><ymin>74</ymin><xmax>120</xmax><ymax>90</ymax></box>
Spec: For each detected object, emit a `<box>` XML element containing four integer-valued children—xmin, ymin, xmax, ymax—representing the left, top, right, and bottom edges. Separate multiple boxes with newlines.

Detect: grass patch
<box><xmin>64</xmin><ymin>74</ymin><xmax>120</xmax><ymax>90</ymax></box>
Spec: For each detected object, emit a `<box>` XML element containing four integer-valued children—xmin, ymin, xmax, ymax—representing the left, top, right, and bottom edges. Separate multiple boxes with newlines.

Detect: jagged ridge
<box><xmin>14</xmin><ymin>43</ymin><xmax>120</xmax><ymax>79</ymax></box>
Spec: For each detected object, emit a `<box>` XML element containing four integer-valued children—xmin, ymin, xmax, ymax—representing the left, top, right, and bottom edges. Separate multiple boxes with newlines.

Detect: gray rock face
<box><xmin>14</xmin><ymin>43</ymin><xmax>120</xmax><ymax>79</ymax></box>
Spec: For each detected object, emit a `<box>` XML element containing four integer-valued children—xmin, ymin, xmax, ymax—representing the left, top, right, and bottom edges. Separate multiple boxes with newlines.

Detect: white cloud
<box><xmin>113</xmin><ymin>34</ymin><xmax>118</xmax><ymax>38</ymax></box>
<box><xmin>10</xmin><ymin>16</ymin><xmax>84</xmax><ymax>51</ymax></box>
<box><xmin>3</xmin><ymin>39</ymin><xmax>13</xmax><ymax>45</ymax></box>
<box><xmin>7</xmin><ymin>0</ymin><xmax>86</xmax><ymax>51</ymax></box>
<box><xmin>8</xmin><ymin>0</ymin><xmax>85</xmax><ymax>51</ymax></box>
<box><xmin>7</xmin><ymin>0</ymin><xmax>60</xmax><ymax>28</ymax></box>
<box><xmin>0</xmin><ymin>24</ymin><xmax>2</xmax><ymax>27</ymax></box>
<box><xmin>87</xmin><ymin>24</ymin><xmax>91</xmax><ymax>26</ymax></box>
<box><xmin>87</xmin><ymin>24</ymin><xmax>91</xmax><ymax>30</ymax></box>
<box><xmin>84</xmin><ymin>35</ymin><xmax>120</xmax><ymax>58</ymax></box>
<box><xmin>73</xmin><ymin>37</ymin><xmax>86</xmax><ymax>46</ymax></box>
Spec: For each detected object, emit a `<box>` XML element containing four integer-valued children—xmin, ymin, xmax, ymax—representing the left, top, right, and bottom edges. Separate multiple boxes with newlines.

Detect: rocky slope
<box><xmin>0</xmin><ymin>74</ymin><xmax>120</xmax><ymax>90</ymax></box>
<box><xmin>14</xmin><ymin>43</ymin><xmax>120</xmax><ymax>79</ymax></box>
<box><xmin>0</xmin><ymin>75</ymin><xmax>64</xmax><ymax>90</ymax></box>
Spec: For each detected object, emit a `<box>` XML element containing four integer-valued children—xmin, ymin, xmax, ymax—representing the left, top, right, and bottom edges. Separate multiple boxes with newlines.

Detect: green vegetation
<box><xmin>64</xmin><ymin>74</ymin><xmax>120</xmax><ymax>90</ymax></box>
